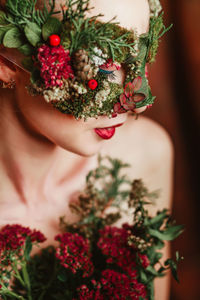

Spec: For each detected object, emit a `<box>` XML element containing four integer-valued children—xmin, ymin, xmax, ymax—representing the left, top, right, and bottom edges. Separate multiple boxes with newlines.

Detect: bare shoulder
<box><xmin>101</xmin><ymin>116</ymin><xmax>174</xmax><ymax>211</ymax></box>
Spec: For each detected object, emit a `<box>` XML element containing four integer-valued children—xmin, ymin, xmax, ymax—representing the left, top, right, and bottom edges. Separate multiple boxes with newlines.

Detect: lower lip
<box><xmin>94</xmin><ymin>123</ymin><xmax>123</xmax><ymax>140</ymax></box>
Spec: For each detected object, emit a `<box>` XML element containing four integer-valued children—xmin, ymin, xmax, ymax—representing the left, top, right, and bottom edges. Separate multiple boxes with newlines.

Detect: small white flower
<box><xmin>43</xmin><ymin>87</ymin><xmax>68</xmax><ymax>102</ymax></box>
<box><xmin>73</xmin><ymin>83</ymin><xmax>87</xmax><ymax>94</ymax></box>
<box><xmin>91</xmin><ymin>47</ymin><xmax>107</xmax><ymax>66</ymax></box>
<box><xmin>149</xmin><ymin>0</ymin><xmax>162</xmax><ymax>17</ymax></box>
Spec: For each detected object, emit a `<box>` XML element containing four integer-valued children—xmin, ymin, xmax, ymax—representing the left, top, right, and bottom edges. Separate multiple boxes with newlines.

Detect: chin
<box><xmin>68</xmin><ymin>144</ymin><xmax>104</xmax><ymax>157</ymax></box>
<box><xmin>59</xmin><ymin>138</ymin><xmax>104</xmax><ymax>157</ymax></box>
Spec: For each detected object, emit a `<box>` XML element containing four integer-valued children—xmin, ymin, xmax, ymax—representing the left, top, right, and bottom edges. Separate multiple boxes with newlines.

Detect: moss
<box><xmin>61</xmin><ymin>21</ymin><xmax>72</xmax><ymax>51</ymax></box>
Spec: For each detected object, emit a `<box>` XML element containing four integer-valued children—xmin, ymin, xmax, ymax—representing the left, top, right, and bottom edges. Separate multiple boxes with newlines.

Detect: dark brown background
<box><xmin>145</xmin><ymin>1</ymin><xmax>200</xmax><ymax>299</ymax></box>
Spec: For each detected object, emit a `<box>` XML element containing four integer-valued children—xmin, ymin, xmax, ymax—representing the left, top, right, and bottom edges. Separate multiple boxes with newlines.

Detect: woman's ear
<box><xmin>0</xmin><ymin>56</ymin><xmax>17</xmax><ymax>83</ymax></box>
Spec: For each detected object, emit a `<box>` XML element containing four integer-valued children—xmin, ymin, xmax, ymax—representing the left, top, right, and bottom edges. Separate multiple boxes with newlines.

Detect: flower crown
<box><xmin>0</xmin><ymin>0</ymin><xmax>171</xmax><ymax>119</ymax></box>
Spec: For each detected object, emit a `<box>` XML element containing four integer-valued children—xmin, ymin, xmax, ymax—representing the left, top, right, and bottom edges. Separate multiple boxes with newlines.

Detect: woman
<box><xmin>0</xmin><ymin>0</ymin><xmax>173</xmax><ymax>298</ymax></box>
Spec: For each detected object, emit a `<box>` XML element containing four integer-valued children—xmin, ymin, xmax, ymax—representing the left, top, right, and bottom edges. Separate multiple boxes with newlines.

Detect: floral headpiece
<box><xmin>0</xmin><ymin>0</ymin><xmax>171</xmax><ymax>119</ymax></box>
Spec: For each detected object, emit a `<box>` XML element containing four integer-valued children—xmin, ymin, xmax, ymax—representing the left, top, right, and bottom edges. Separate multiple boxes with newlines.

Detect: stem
<box><xmin>38</xmin><ymin>257</ymin><xmax>58</xmax><ymax>300</ymax></box>
<box><xmin>5</xmin><ymin>290</ymin><xmax>25</xmax><ymax>300</ymax></box>
<box><xmin>13</xmin><ymin>262</ymin><xmax>25</xmax><ymax>288</ymax></box>
<box><xmin>1</xmin><ymin>283</ymin><xmax>25</xmax><ymax>300</ymax></box>
<box><xmin>21</xmin><ymin>263</ymin><xmax>32</xmax><ymax>300</ymax></box>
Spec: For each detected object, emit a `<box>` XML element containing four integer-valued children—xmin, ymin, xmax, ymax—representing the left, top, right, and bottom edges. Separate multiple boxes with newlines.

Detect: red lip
<box><xmin>94</xmin><ymin>123</ymin><xmax>123</xmax><ymax>140</ymax></box>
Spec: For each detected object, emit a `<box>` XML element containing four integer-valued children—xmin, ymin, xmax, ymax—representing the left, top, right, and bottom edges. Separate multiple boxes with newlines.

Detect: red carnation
<box><xmin>88</xmin><ymin>79</ymin><xmax>98</xmax><ymax>90</ymax></box>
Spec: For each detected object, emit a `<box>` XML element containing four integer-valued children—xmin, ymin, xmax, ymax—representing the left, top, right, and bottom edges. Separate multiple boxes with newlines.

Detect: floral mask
<box><xmin>0</xmin><ymin>0</ymin><xmax>171</xmax><ymax>119</ymax></box>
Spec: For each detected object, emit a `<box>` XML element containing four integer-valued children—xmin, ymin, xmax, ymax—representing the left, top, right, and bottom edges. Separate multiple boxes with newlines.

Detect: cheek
<box><xmin>15</xmin><ymin>85</ymin><xmax>104</xmax><ymax>156</ymax></box>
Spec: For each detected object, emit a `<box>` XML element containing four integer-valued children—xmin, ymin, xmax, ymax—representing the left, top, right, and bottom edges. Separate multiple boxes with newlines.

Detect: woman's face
<box><xmin>14</xmin><ymin>0</ymin><xmax>150</xmax><ymax>157</ymax></box>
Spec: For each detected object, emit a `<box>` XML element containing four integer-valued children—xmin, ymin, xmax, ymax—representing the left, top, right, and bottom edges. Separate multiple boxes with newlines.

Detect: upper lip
<box><xmin>95</xmin><ymin>123</ymin><xmax>124</xmax><ymax>129</ymax></box>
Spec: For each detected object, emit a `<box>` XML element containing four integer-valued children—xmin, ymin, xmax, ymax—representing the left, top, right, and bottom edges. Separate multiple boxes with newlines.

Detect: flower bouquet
<box><xmin>0</xmin><ymin>157</ymin><xmax>183</xmax><ymax>300</ymax></box>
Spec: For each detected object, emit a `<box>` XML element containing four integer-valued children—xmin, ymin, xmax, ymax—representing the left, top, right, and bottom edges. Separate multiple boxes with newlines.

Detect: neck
<box><xmin>0</xmin><ymin>94</ymin><xmax>87</xmax><ymax>205</ymax></box>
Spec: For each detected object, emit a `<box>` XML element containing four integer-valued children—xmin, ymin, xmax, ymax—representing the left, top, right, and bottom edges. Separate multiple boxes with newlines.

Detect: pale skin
<box><xmin>0</xmin><ymin>0</ymin><xmax>173</xmax><ymax>299</ymax></box>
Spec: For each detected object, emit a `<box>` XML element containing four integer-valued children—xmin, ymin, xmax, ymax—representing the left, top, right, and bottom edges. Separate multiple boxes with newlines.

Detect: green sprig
<box><xmin>61</xmin><ymin>0</ymin><xmax>91</xmax><ymax>22</ymax></box>
<box><xmin>5</xmin><ymin>0</ymin><xmax>58</xmax><ymax>27</ymax></box>
<box><xmin>147</xmin><ymin>12</ymin><xmax>173</xmax><ymax>63</ymax></box>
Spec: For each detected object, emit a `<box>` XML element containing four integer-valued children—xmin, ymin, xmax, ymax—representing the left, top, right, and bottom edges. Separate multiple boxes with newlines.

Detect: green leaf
<box><xmin>164</xmin><ymin>258</ymin><xmax>180</xmax><ymax>282</ymax></box>
<box><xmin>19</xmin><ymin>43</ymin><xmax>34</xmax><ymax>56</ymax></box>
<box><xmin>42</xmin><ymin>17</ymin><xmax>62</xmax><ymax>41</ymax></box>
<box><xmin>22</xmin><ymin>57</ymin><xmax>34</xmax><ymax>72</ymax></box>
<box><xmin>144</xmin><ymin>210</ymin><xmax>168</xmax><ymax>227</ymax></box>
<box><xmin>30</xmin><ymin>68</ymin><xmax>41</xmax><ymax>84</ymax></box>
<box><xmin>139</xmin><ymin>269</ymin><xmax>148</xmax><ymax>283</ymax></box>
<box><xmin>148</xmin><ymin>225</ymin><xmax>184</xmax><ymax>241</ymax></box>
<box><xmin>24</xmin><ymin>22</ymin><xmax>41</xmax><ymax>47</ymax></box>
<box><xmin>0</xmin><ymin>27</ymin><xmax>10</xmax><ymax>43</ymax></box>
<box><xmin>24</xmin><ymin>237</ymin><xmax>33</xmax><ymax>261</ymax></box>
<box><xmin>3</xmin><ymin>27</ymin><xmax>23</xmax><ymax>48</ymax></box>
<box><xmin>0</xmin><ymin>10</ymin><xmax>8</xmax><ymax>25</ymax></box>
<box><xmin>57</xmin><ymin>271</ymin><xmax>67</xmax><ymax>282</ymax></box>
<box><xmin>146</xmin><ymin>265</ymin><xmax>165</xmax><ymax>277</ymax></box>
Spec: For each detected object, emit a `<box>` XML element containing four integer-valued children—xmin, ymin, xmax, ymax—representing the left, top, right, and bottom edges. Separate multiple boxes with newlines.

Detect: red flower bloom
<box><xmin>100</xmin><ymin>269</ymin><xmax>147</xmax><ymax>299</ymax></box>
<box><xmin>0</xmin><ymin>224</ymin><xmax>46</xmax><ymax>253</ymax></box>
<box><xmin>37</xmin><ymin>45</ymin><xmax>74</xmax><ymax>88</ymax></box>
<box><xmin>55</xmin><ymin>232</ymin><xmax>94</xmax><ymax>277</ymax></box>
<box><xmin>97</xmin><ymin>224</ymin><xmax>138</xmax><ymax>276</ymax></box>
<box><xmin>76</xmin><ymin>285</ymin><xmax>94</xmax><ymax>300</ymax></box>
<box><xmin>88</xmin><ymin>79</ymin><xmax>98</xmax><ymax>90</ymax></box>
<box><xmin>138</xmin><ymin>253</ymin><xmax>150</xmax><ymax>269</ymax></box>
<box><xmin>0</xmin><ymin>224</ymin><xmax>46</xmax><ymax>275</ymax></box>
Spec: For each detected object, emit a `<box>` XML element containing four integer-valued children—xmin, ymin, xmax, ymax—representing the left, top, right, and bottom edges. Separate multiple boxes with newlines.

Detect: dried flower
<box><xmin>37</xmin><ymin>45</ymin><xmax>74</xmax><ymax>88</ymax></box>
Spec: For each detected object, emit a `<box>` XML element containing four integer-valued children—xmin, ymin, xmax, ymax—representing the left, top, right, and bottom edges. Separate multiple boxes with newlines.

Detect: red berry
<box><xmin>49</xmin><ymin>34</ymin><xmax>61</xmax><ymax>46</ymax></box>
<box><xmin>88</xmin><ymin>79</ymin><xmax>98</xmax><ymax>90</ymax></box>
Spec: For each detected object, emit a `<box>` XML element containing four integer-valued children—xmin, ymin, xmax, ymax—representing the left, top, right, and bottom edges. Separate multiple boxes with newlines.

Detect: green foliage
<box><xmin>61</xmin><ymin>0</ymin><xmax>91</xmax><ymax>22</ymax></box>
<box><xmin>0</xmin><ymin>0</ymin><xmax>61</xmax><ymax>54</ymax></box>
<box><xmin>147</xmin><ymin>13</ymin><xmax>173</xmax><ymax>63</ymax></box>
<box><xmin>62</xmin><ymin>18</ymin><xmax>135</xmax><ymax>62</ymax></box>
<box><xmin>18</xmin><ymin>43</ymin><xmax>34</xmax><ymax>56</ymax></box>
<box><xmin>60</xmin><ymin>156</ymin><xmax>184</xmax><ymax>289</ymax></box>
<box><xmin>42</xmin><ymin>17</ymin><xmax>62</xmax><ymax>41</ymax></box>
<box><xmin>5</xmin><ymin>0</ymin><xmax>58</xmax><ymax>27</ymax></box>
<box><xmin>0</xmin><ymin>0</ymin><xmax>172</xmax><ymax>119</ymax></box>
<box><xmin>0</xmin><ymin>157</ymin><xmax>184</xmax><ymax>299</ymax></box>
<box><xmin>60</xmin><ymin>156</ymin><xmax>131</xmax><ymax>239</ymax></box>
<box><xmin>24</xmin><ymin>21</ymin><xmax>42</xmax><ymax>46</ymax></box>
<box><xmin>3</xmin><ymin>27</ymin><xmax>23</xmax><ymax>48</ymax></box>
<box><xmin>52</xmin><ymin>73</ymin><xmax>123</xmax><ymax>120</ymax></box>
<box><xmin>22</xmin><ymin>56</ymin><xmax>34</xmax><ymax>71</ymax></box>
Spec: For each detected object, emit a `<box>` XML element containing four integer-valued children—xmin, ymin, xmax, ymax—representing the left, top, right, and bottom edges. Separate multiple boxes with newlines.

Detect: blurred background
<box><xmin>145</xmin><ymin>0</ymin><xmax>200</xmax><ymax>299</ymax></box>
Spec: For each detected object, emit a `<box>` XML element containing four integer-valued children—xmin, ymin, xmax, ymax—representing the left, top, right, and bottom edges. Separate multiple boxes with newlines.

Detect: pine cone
<box><xmin>73</xmin><ymin>50</ymin><xmax>93</xmax><ymax>81</ymax></box>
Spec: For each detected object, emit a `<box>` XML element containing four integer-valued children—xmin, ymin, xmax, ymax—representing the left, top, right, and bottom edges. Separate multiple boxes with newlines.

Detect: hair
<box><xmin>0</xmin><ymin>0</ymin><xmax>5</xmax><ymax>10</ymax></box>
